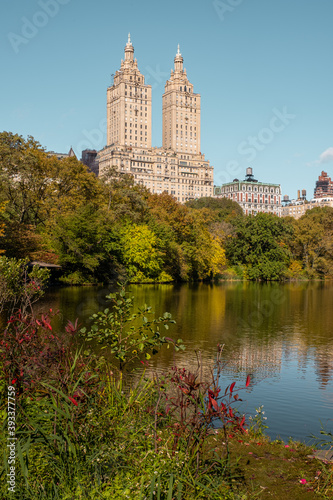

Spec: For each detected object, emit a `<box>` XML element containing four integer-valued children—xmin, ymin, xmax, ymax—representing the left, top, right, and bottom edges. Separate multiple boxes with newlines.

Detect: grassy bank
<box><xmin>1</xmin><ymin>368</ymin><xmax>332</xmax><ymax>499</ymax></box>
<box><xmin>1</xmin><ymin>289</ymin><xmax>332</xmax><ymax>499</ymax></box>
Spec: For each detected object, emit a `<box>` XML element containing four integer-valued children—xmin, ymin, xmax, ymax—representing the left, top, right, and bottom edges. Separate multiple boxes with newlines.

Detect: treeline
<box><xmin>1</xmin><ymin>131</ymin><xmax>333</xmax><ymax>283</ymax></box>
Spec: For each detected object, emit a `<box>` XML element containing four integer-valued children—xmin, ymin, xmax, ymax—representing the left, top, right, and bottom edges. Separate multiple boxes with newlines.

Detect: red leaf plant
<box><xmin>0</xmin><ymin>309</ymin><xmax>85</xmax><ymax>399</ymax></box>
<box><xmin>156</xmin><ymin>346</ymin><xmax>251</xmax><ymax>469</ymax></box>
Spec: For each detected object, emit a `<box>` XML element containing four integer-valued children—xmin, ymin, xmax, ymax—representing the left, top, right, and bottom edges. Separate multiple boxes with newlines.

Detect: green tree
<box><xmin>118</xmin><ymin>224</ymin><xmax>171</xmax><ymax>282</ymax></box>
<box><xmin>100</xmin><ymin>165</ymin><xmax>149</xmax><ymax>222</ymax></box>
<box><xmin>0</xmin><ymin>257</ymin><xmax>50</xmax><ymax>314</ymax></box>
<box><xmin>51</xmin><ymin>204</ymin><xmax>119</xmax><ymax>284</ymax></box>
<box><xmin>226</xmin><ymin>213</ymin><xmax>293</xmax><ymax>280</ymax></box>
<box><xmin>0</xmin><ymin>132</ymin><xmax>104</xmax><ymax>262</ymax></box>
<box><xmin>186</xmin><ymin>196</ymin><xmax>243</xmax><ymax>221</ymax></box>
<box><xmin>0</xmin><ymin>132</ymin><xmax>50</xmax><ymax>226</ymax></box>
<box><xmin>0</xmin><ymin>202</ymin><xmax>6</xmax><ymax>254</ymax></box>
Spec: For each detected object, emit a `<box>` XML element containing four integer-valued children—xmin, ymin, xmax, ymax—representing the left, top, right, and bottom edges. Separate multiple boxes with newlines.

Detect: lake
<box><xmin>36</xmin><ymin>281</ymin><xmax>333</xmax><ymax>445</ymax></box>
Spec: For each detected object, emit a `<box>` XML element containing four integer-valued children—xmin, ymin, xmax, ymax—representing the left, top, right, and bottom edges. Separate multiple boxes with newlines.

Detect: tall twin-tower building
<box><xmin>97</xmin><ymin>35</ymin><xmax>214</xmax><ymax>202</ymax></box>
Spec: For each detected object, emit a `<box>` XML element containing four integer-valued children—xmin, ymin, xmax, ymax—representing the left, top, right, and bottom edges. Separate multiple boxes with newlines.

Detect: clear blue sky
<box><xmin>1</xmin><ymin>0</ymin><xmax>332</xmax><ymax>199</ymax></box>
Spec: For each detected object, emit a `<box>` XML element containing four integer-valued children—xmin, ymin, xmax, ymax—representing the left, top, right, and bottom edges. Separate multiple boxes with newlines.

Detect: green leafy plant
<box><xmin>0</xmin><ymin>256</ymin><xmax>50</xmax><ymax>315</ymax></box>
<box><xmin>248</xmin><ymin>405</ymin><xmax>269</xmax><ymax>438</ymax></box>
<box><xmin>80</xmin><ymin>286</ymin><xmax>185</xmax><ymax>372</ymax></box>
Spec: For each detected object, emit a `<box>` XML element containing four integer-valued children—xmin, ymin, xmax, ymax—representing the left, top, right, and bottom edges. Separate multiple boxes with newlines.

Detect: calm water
<box><xmin>35</xmin><ymin>282</ymin><xmax>333</xmax><ymax>444</ymax></box>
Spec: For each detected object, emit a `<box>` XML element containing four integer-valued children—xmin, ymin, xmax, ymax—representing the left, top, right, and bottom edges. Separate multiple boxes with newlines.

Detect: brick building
<box><xmin>314</xmin><ymin>171</ymin><xmax>333</xmax><ymax>198</ymax></box>
<box><xmin>214</xmin><ymin>167</ymin><xmax>282</xmax><ymax>216</ymax></box>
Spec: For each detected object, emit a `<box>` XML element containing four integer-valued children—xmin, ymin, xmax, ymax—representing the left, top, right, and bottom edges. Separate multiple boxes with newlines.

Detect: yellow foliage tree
<box><xmin>210</xmin><ymin>236</ymin><xmax>227</xmax><ymax>277</ymax></box>
<box><xmin>119</xmin><ymin>224</ymin><xmax>173</xmax><ymax>282</ymax></box>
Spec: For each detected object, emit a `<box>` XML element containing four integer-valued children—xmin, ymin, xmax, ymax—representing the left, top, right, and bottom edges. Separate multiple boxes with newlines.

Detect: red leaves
<box><xmin>211</xmin><ymin>398</ymin><xmax>219</xmax><ymax>412</ymax></box>
<box><xmin>69</xmin><ymin>396</ymin><xmax>78</xmax><ymax>406</ymax></box>
<box><xmin>246</xmin><ymin>375</ymin><xmax>251</xmax><ymax>387</ymax></box>
<box><xmin>65</xmin><ymin>319</ymin><xmax>80</xmax><ymax>335</ymax></box>
<box><xmin>162</xmin><ymin>361</ymin><xmax>250</xmax><ymax>457</ymax></box>
<box><xmin>208</xmin><ymin>388</ymin><xmax>220</xmax><ymax>412</ymax></box>
<box><xmin>1</xmin><ymin>309</ymin><xmax>76</xmax><ymax>399</ymax></box>
<box><xmin>41</xmin><ymin>314</ymin><xmax>52</xmax><ymax>331</ymax></box>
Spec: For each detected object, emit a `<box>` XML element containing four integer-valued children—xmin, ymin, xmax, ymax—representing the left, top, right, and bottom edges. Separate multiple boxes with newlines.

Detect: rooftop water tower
<box><xmin>244</xmin><ymin>167</ymin><xmax>258</xmax><ymax>182</ymax></box>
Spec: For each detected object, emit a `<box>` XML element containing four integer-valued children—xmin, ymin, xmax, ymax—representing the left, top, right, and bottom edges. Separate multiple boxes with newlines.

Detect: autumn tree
<box><xmin>147</xmin><ymin>193</ymin><xmax>227</xmax><ymax>280</ymax></box>
<box><xmin>291</xmin><ymin>207</ymin><xmax>333</xmax><ymax>277</ymax></box>
<box><xmin>0</xmin><ymin>132</ymin><xmax>104</xmax><ymax>261</ymax></box>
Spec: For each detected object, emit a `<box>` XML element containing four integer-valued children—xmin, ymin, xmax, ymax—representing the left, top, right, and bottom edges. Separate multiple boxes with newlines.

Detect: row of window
<box><xmin>125</xmin><ymin>99</ymin><xmax>148</xmax><ymax>105</ymax></box>
<box><xmin>125</xmin><ymin>133</ymin><xmax>148</xmax><ymax>139</ymax></box>
<box><xmin>175</xmin><ymin>124</ymin><xmax>196</xmax><ymax>130</ymax></box>
<box><xmin>124</xmin><ymin>141</ymin><xmax>148</xmax><ymax>146</ymax></box>
<box><xmin>124</xmin><ymin>85</ymin><xmax>148</xmax><ymax>92</ymax></box>
<box><xmin>125</xmin><ymin>124</ymin><xmax>148</xmax><ymax>129</ymax></box>
<box><xmin>224</xmin><ymin>186</ymin><xmax>280</xmax><ymax>194</ymax></box>
<box><xmin>244</xmin><ymin>205</ymin><xmax>280</xmax><ymax>210</ymax></box>
<box><xmin>124</xmin><ymin>105</ymin><xmax>148</xmax><ymax>111</ymax></box>
<box><xmin>176</xmin><ymin>93</ymin><xmax>196</xmax><ymax>100</ymax></box>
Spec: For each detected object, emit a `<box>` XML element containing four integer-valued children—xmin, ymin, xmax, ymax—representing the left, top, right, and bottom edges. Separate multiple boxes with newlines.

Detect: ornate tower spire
<box><xmin>124</xmin><ymin>32</ymin><xmax>134</xmax><ymax>62</ymax></box>
<box><xmin>163</xmin><ymin>45</ymin><xmax>201</xmax><ymax>154</ymax></box>
<box><xmin>174</xmin><ymin>43</ymin><xmax>183</xmax><ymax>72</ymax></box>
<box><xmin>107</xmin><ymin>35</ymin><xmax>152</xmax><ymax>148</ymax></box>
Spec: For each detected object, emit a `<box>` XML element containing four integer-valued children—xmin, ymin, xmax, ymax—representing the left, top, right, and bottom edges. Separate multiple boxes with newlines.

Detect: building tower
<box><xmin>107</xmin><ymin>34</ymin><xmax>152</xmax><ymax>148</ymax></box>
<box><xmin>314</xmin><ymin>171</ymin><xmax>333</xmax><ymax>198</ymax></box>
<box><xmin>162</xmin><ymin>45</ymin><xmax>201</xmax><ymax>154</ymax></box>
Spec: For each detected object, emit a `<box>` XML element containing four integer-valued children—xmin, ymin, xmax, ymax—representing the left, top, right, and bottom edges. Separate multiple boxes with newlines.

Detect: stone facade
<box><xmin>98</xmin><ymin>35</ymin><xmax>213</xmax><ymax>203</ymax></box>
<box><xmin>281</xmin><ymin>198</ymin><xmax>333</xmax><ymax>219</ymax></box>
<box><xmin>162</xmin><ymin>45</ymin><xmax>201</xmax><ymax>155</ymax></box>
<box><xmin>98</xmin><ymin>145</ymin><xmax>212</xmax><ymax>200</ymax></box>
<box><xmin>214</xmin><ymin>168</ymin><xmax>282</xmax><ymax>216</ymax></box>
<box><xmin>107</xmin><ymin>34</ymin><xmax>152</xmax><ymax>149</ymax></box>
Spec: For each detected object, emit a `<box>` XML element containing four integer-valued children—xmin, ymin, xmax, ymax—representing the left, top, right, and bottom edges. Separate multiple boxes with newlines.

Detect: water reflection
<box><xmin>3</xmin><ymin>281</ymin><xmax>333</xmax><ymax>443</ymax></box>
